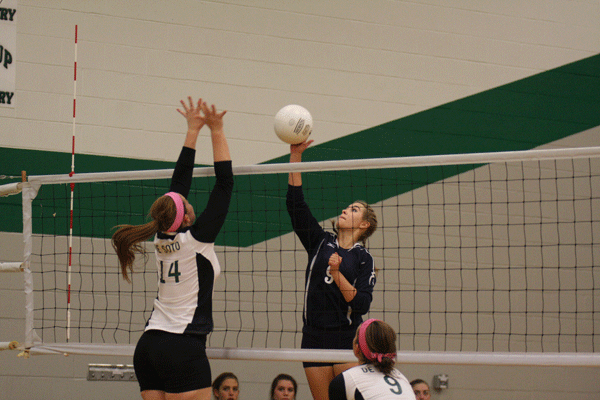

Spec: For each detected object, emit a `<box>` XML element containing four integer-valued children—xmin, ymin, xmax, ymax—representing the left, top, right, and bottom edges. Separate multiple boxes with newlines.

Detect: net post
<box><xmin>21</xmin><ymin>182</ymin><xmax>39</xmax><ymax>350</ymax></box>
<box><xmin>0</xmin><ymin>171</ymin><xmax>26</xmax><ymax>197</ymax></box>
<box><xmin>0</xmin><ymin>341</ymin><xmax>20</xmax><ymax>351</ymax></box>
<box><xmin>0</xmin><ymin>262</ymin><xmax>23</xmax><ymax>272</ymax></box>
<box><xmin>0</xmin><ymin>182</ymin><xmax>23</xmax><ymax>197</ymax></box>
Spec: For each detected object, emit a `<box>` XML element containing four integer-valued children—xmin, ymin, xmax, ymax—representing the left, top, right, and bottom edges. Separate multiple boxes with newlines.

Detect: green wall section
<box><xmin>268</xmin><ymin>53</ymin><xmax>600</xmax><ymax>163</ymax></box>
<box><xmin>2</xmin><ymin>54</ymin><xmax>599</xmax><ymax>247</ymax></box>
<box><xmin>0</xmin><ymin>150</ymin><xmax>206</xmax><ymax>239</ymax></box>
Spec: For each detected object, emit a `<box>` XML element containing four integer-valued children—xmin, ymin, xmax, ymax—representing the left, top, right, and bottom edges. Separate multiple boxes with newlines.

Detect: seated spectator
<box><xmin>213</xmin><ymin>372</ymin><xmax>240</xmax><ymax>400</ymax></box>
<box><xmin>270</xmin><ymin>373</ymin><xmax>298</xmax><ymax>400</ymax></box>
<box><xmin>410</xmin><ymin>379</ymin><xmax>431</xmax><ymax>400</ymax></box>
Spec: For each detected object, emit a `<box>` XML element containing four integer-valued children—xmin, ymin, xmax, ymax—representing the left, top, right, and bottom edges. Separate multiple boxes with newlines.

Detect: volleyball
<box><xmin>274</xmin><ymin>104</ymin><xmax>313</xmax><ymax>144</ymax></box>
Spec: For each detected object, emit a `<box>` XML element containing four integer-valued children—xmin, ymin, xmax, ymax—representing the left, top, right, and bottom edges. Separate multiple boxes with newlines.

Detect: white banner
<box><xmin>0</xmin><ymin>0</ymin><xmax>17</xmax><ymax>108</ymax></box>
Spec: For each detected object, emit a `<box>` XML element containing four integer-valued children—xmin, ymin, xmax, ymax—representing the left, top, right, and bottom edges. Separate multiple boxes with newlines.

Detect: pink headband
<box><xmin>358</xmin><ymin>319</ymin><xmax>396</xmax><ymax>363</ymax></box>
<box><xmin>164</xmin><ymin>192</ymin><xmax>185</xmax><ymax>232</ymax></box>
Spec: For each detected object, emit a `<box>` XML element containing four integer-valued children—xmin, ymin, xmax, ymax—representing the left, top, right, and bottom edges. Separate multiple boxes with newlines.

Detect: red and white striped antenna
<box><xmin>66</xmin><ymin>24</ymin><xmax>78</xmax><ymax>342</ymax></box>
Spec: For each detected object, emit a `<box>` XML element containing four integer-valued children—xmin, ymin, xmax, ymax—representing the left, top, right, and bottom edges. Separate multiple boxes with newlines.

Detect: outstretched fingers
<box><xmin>290</xmin><ymin>139</ymin><xmax>314</xmax><ymax>155</ymax></box>
<box><xmin>177</xmin><ymin>96</ymin><xmax>206</xmax><ymax>132</ymax></box>
<box><xmin>200</xmin><ymin>102</ymin><xmax>227</xmax><ymax>130</ymax></box>
<box><xmin>208</xmin><ymin>103</ymin><xmax>227</xmax><ymax>119</ymax></box>
<box><xmin>177</xmin><ymin>96</ymin><xmax>204</xmax><ymax>116</ymax></box>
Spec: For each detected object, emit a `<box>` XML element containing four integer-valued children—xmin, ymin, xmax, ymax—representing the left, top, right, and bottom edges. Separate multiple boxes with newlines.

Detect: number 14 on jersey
<box><xmin>159</xmin><ymin>260</ymin><xmax>181</xmax><ymax>283</ymax></box>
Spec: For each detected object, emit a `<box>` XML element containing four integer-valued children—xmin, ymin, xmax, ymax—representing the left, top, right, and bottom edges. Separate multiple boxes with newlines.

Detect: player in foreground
<box><xmin>329</xmin><ymin>319</ymin><xmax>416</xmax><ymax>400</ymax></box>
<box><xmin>287</xmin><ymin>139</ymin><xmax>378</xmax><ymax>400</ymax></box>
<box><xmin>112</xmin><ymin>97</ymin><xmax>233</xmax><ymax>400</ymax></box>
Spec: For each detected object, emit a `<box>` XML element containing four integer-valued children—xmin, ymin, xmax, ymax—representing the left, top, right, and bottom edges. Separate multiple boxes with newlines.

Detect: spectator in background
<box><xmin>270</xmin><ymin>373</ymin><xmax>298</xmax><ymax>400</ymax></box>
<box><xmin>213</xmin><ymin>372</ymin><xmax>240</xmax><ymax>400</ymax></box>
<box><xmin>410</xmin><ymin>379</ymin><xmax>431</xmax><ymax>400</ymax></box>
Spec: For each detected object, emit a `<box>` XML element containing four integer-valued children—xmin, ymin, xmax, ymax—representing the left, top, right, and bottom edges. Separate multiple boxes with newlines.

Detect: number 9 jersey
<box><xmin>329</xmin><ymin>364</ymin><xmax>416</xmax><ymax>400</ymax></box>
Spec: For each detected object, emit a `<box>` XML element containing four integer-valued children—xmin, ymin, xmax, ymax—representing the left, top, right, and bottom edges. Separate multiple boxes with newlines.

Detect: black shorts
<box><xmin>301</xmin><ymin>327</ymin><xmax>357</xmax><ymax>368</ymax></box>
<box><xmin>133</xmin><ymin>330</ymin><xmax>211</xmax><ymax>393</ymax></box>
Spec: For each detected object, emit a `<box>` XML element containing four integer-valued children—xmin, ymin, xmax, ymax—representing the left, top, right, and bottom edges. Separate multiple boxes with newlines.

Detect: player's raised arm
<box><xmin>177</xmin><ymin>96</ymin><xmax>205</xmax><ymax>150</ymax></box>
<box><xmin>200</xmin><ymin>102</ymin><xmax>230</xmax><ymax>163</ymax></box>
<box><xmin>288</xmin><ymin>139</ymin><xmax>314</xmax><ymax>187</ymax></box>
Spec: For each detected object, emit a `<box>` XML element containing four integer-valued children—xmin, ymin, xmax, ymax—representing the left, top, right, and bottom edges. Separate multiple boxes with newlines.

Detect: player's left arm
<box><xmin>185</xmin><ymin>100</ymin><xmax>233</xmax><ymax>242</ymax></box>
<box><xmin>328</xmin><ymin>373</ymin><xmax>348</xmax><ymax>400</ymax></box>
<box><xmin>328</xmin><ymin>253</ymin><xmax>358</xmax><ymax>303</ymax></box>
<box><xmin>192</xmin><ymin>160</ymin><xmax>233</xmax><ymax>243</ymax></box>
<box><xmin>341</xmin><ymin>252</ymin><xmax>375</xmax><ymax>313</ymax></box>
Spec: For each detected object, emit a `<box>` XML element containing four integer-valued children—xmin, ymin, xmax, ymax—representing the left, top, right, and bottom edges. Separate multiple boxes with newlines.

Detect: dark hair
<box><xmin>410</xmin><ymin>379</ymin><xmax>429</xmax><ymax>388</ymax></box>
<box><xmin>270</xmin><ymin>374</ymin><xmax>297</xmax><ymax>400</ymax></box>
<box><xmin>212</xmin><ymin>372</ymin><xmax>239</xmax><ymax>393</ymax></box>
<box><xmin>111</xmin><ymin>195</ymin><xmax>180</xmax><ymax>282</ymax></box>
<box><xmin>331</xmin><ymin>200</ymin><xmax>378</xmax><ymax>246</ymax></box>
<box><xmin>355</xmin><ymin>320</ymin><xmax>397</xmax><ymax>375</ymax></box>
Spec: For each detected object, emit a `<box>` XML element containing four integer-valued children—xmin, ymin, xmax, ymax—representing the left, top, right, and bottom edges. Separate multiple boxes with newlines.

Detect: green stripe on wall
<box><xmin>269</xmin><ymin>53</ymin><xmax>600</xmax><ymax>163</ymax></box>
<box><xmin>2</xmin><ymin>54</ymin><xmax>599</xmax><ymax>247</ymax></box>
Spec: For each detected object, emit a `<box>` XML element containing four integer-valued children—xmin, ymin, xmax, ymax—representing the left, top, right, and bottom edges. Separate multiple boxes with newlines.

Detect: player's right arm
<box><xmin>288</xmin><ymin>139</ymin><xmax>314</xmax><ymax>186</ymax></box>
<box><xmin>171</xmin><ymin>96</ymin><xmax>207</xmax><ymax>197</ymax></box>
<box><xmin>287</xmin><ymin>139</ymin><xmax>324</xmax><ymax>251</ymax></box>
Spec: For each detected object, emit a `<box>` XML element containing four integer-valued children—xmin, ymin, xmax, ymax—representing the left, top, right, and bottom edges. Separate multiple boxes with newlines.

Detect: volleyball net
<box><xmin>3</xmin><ymin>146</ymin><xmax>600</xmax><ymax>365</ymax></box>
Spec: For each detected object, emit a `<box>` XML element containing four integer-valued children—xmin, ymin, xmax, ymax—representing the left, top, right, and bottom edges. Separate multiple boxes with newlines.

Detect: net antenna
<box><xmin>66</xmin><ymin>24</ymin><xmax>78</xmax><ymax>342</ymax></box>
<box><xmin>9</xmin><ymin>146</ymin><xmax>600</xmax><ymax>366</ymax></box>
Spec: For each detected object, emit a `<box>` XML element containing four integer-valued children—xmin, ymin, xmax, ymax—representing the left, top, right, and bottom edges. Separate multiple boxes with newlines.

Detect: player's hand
<box><xmin>177</xmin><ymin>96</ymin><xmax>205</xmax><ymax>133</ymax></box>
<box><xmin>200</xmin><ymin>102</ymin><xmax>227</xmax><ymax>132</ymax></box>
<box><xmin>328</xmin><ymin>252</ymin><xmax>342</xmax><ymax>272</ymax></box>
<box><xmin>290</xmin><ymin>139</ymin><xmax>314</xmax><ymax>156</ymax></box>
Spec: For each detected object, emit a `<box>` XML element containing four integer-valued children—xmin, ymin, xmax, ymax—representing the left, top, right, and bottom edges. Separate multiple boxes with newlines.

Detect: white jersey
<box><xmin>145</xmin><ymin>229</ymin><xmax>221</xmax><ymax>335</ymax></box>
<box><xmin>329</xmin><ymin>364</ymin><xmax>416</xmax><ymax>400</ymax></box>
<box><xmin>141</xmin><ymin>149</ymin><xmax>233</xmax><ymax>336</ymax></box>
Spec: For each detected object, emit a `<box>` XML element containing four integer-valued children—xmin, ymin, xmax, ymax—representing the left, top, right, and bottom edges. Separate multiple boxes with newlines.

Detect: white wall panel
<box><xmin>2</xmin><ymin>1</ymin><xmax>597</xmax><ymax>163</ymax></box>
<box><xmin>2</xmin><ymin>2</ymin><xmax>600</xmax><ymax>399</ymax></box>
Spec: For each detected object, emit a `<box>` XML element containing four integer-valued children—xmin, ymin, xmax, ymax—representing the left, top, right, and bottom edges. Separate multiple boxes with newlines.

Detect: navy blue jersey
<box><xmin>287</xmin><ymin>185</ymin><xmax>376</xmax><ymax>330</ymax></box>
<box><xmin>146</xmin><ymin>146</ymin><xmax>233</xmax><ymax>335</ymax></box>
